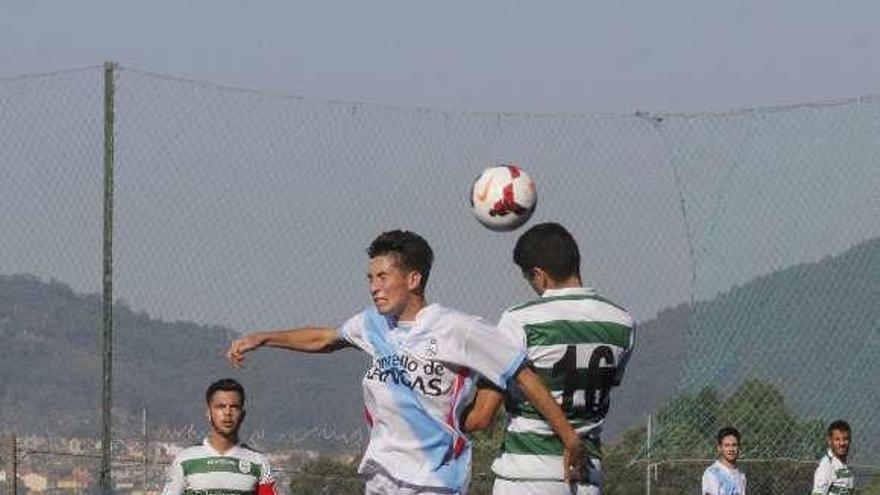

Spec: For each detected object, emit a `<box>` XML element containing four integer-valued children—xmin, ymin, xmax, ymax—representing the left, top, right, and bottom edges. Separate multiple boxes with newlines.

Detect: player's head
<box><xmin>826</xmin><ymin>420</ymin><xmax>851</xmax><ymax>460</ymax></box>
<box><xmin>513</xmin><ymin>222</ymin><xmax>581</xmax><ymax>294</ymax></box>
<box><xmin>205</xmin><ymin>378</ymin><xmax>246</xmax><ymax>440</ymax></box>
<box><xmin>715</xmin><ymin>426</ymin><xmax>741</xmax><ymax>465</ymax></box>
<box><xmin>367</xmin><ymin>230</ymin><xmax>434</xmax><ymax>316</ymax></box>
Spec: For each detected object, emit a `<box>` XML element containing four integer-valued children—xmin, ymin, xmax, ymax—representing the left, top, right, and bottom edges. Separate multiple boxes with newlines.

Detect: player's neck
<box><xmin>718</xmin><ymin>458</ymin><xmax>737</xmax><ymax>470</ymax></box>
<box><xmin>208</xmin><ymin>431</ymin><xmax>239</xmax><ymax>454</ymax></box>
<box><xmin>397</xmin><ymin>295</ymin><xmax>426</xmax><ymax>322</ymax></box>
<box><xmin>543</xmin><ymin>276</ymin><xmax>582</xmax><ymax>292</ymax></box>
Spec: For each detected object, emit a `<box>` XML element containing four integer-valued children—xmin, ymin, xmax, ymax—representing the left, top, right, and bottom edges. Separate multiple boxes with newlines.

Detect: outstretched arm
<box><xmin>226</xmin><ymin>327</ymin><xmax>349</xmax><ymax>368</ymax></box>
<box><xmin>514</xmin><ymin>367</ymin><xmax>584</xmax><ymax>483</ymax></box>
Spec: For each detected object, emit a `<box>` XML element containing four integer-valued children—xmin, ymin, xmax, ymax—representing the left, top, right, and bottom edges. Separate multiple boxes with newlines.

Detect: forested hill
<box><xmin>1</xmin><ymin>236</ymin><xmax>877</xmax><ymax>451</ymax></box>
<box><xmin>0</xmin><ymin>274</ymin><xmax>369</xmax><ymax>451</ymax></box>
<box><xmin>606</xmin><ymin>236</ymin><xmax>879</xmax><ymax>441</ymax></box>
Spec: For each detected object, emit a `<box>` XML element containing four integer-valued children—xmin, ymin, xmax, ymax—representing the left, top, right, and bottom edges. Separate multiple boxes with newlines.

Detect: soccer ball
<box><xmin>470</xmin><ymin>163</ymin><xmax>537</xmax><ymax>232</ymax></box>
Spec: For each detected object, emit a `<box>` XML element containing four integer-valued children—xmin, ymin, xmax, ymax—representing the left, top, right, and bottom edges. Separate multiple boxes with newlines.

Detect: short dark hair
<box><xmin>367</xmin><ymin>230</ymin><xmax>434</xmax><ymax>293</ymax></box>
<box><xmin>206</xmin><ymin>378</ymin><xmax>245</xmax><ymax>405</ymax></box>
<box><xmin>717</xmin><ymin>426</ymin><xmax>741</xmax><ymax>445</ymax></box>
<box><xmin>827</xmin><ymin>420</ymin><xmax>851</xmax><ymax>437</ymax></box>
<box><xmin>513</xmin><ymin>222</ymin><xmax>581</xmax><ymax>281</ymax></box>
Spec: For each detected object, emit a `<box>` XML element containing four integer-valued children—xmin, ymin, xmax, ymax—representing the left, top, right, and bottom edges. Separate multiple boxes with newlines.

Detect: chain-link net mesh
<box><xmin>2</xmin><ymin>65</ymin><xmax>879</xmax><ymax>493</ymax></box>
<box><xmin>645</xmin><ymin>102</ymin><xmax>880</xmax><ymax>471</ymax></box>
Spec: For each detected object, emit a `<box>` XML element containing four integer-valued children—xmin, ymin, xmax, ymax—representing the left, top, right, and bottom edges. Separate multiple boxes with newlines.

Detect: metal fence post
<box><xmin>2</xmin><ymin>435</ymin><xmax>16</xmax><ymax>495</ymax></box>
<box><xmin>99</xmin><ymin>60</ymin><xmax>117</xmax><ymax>495</ymax></box>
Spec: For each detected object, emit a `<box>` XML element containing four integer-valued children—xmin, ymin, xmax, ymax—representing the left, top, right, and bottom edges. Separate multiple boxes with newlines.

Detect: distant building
<box><xmin>22</xmin><ymin>471</ymin><xmax>48</xmax><ymax>492</ymax></box>
<box><xmin>56</xmin><ymin>477</ymin><xmax>88</xmax><ymax>490</ymax></box>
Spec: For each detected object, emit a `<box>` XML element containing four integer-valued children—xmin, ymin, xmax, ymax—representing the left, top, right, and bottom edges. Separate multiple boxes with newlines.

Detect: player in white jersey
<box><xmin>812</xmin><ymin>420</ymin><xmax>854</xmax><ymax>495</ymax></box>
<box><xmin>226</xmin><ymin>230</ymin><xmax>585</xmax><ymax>494</ymax></box>
<box><xmin>464</xmin><ymin>223</ymin><xmax>635</xmax><ymax>495</ymax></box>
<box><xmin>702</xmin><ymin>427</ymin><xmax>746</xmax><ymax>495</ymax></box>
<box><xmin>162</xmin><ymin>378</ymin><xmax>277</xmax><ymax>495</ymax></box>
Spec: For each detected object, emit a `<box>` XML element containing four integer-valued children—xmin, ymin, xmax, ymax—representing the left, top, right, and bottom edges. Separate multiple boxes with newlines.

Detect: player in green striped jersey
<box><xmin>162</xmin><ymin>379</ymin><xmax>277</xmax><ymax>495</ymax></box>
<box><xmin>812</xmin><ymin>420</ymin><xmax>854</xmax><ymax>495</ymax></box>
<box><xmin>465</xmin><ymin>223</ymin><xmax>635</xmax><ymax>495</ymax></box>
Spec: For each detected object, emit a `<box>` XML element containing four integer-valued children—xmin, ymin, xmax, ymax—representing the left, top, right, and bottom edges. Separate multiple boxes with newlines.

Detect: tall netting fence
<box><xmin>1</xmin><ymin>65</ymin><xmax>878</xmax><ymax>494</ymax></box>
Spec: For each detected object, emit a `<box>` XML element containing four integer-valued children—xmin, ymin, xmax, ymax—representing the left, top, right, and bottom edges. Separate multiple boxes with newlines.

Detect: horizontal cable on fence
<box><xmin>118</xmin><ymin>65</ymin><xmax>630</xmax><ymax>118</ymax></box>
<box><xmin>4</xmin><ymin>63</ymin><xmax>880</xmax><ymax>119</ymax></box>
<box><xmin>0</xmin><ymin>65</ymin><xmax>103</xmax><ymax>82</ymax></box>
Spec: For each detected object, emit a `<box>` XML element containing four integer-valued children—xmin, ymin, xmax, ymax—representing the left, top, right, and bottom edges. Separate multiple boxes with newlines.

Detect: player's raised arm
<box><xmin>226</xmin><ymin>326</ymin><xmax>348</xmax><ymax>368</ymax></box>
<box><xmin>514</xmin><ymin>366</ymin><xmax>585</xmax><ymax>483</ymax></box>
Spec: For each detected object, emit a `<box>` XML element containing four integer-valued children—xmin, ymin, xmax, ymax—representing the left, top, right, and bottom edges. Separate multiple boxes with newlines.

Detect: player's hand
<box><xmin>562</xmin><ymin>436</ymin><xmax>585</xmax><ymax>484</ymax></box>
<box><xmin>226</xmin><ymin>334</ymin><xmax>265</xmax><ymax>369</ymax></box>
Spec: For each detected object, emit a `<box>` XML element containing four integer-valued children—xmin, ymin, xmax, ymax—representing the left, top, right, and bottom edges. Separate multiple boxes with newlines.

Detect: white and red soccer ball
<box><xmin>470</xmin><ymin>163</ymin><xmax>537</xmax><ymax>232</ymax></box>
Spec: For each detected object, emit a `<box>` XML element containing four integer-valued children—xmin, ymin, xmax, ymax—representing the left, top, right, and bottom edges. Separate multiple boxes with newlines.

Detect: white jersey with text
<box><xmin>339</xmin><ymin>304</ymin><xmax>528</xmax><ymax>493</ymax></box>
<box><xmin>701</xmin><ymin>461</ymin><xmax>746</xmax><ymax>495</ymax></box>
<box><xmin>491</xmin><ymin>287</ymin><xmax>634</xmax><ymax>482</ymax></box>
<box><xmin>812</xmin><ymin>450</ymin><xmax>853</xmax><ymax>495</ymax></box>
<box><xmin>161</xmin><ymin>439</ymin><xmax>277</xmax><ymax>495</ymax></box>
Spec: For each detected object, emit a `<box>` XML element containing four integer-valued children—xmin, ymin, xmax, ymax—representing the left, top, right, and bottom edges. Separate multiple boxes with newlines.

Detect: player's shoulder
<box><xmin>703</xmin><ymin>461</ymin><xmax>720</xmax><ymax>475</ymax></box>
<box><xmin>816</xmin><ymin>451</ymin><xmax>834</xmax><ymax>466</ymax></box>
<box><xmin>701</xmin><ymin>463</ymin><xmax>719</xmax><ymax>489</ymax></box>
<box><xmin>237</xmin><ymin>443</ymin><xmax>270</xmax><ymax>462</ymax></box>
<box><xmin>422</xmin><ymin>303</ymin><xmax>485</xmax><ymax>326</ymax></box>
<box><xmin>238</xmin><ymin>442</ymin><xmax>263</xmax><ymax>453</ymax></box>
<box><xmin>505</xmin><ymin>290</ymin><xmax>634</xmax><ymax>326</ymax></box>
<box><xmin>503</xmin><ymin>296</ymin><xmax>542</xmax><ymax>314</ymax></box>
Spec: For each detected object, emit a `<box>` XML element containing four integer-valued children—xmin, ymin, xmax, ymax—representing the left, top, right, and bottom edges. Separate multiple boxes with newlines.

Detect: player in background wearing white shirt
<box><xmin>702</xmin><ymin>427</ymin><xmax>746</xmax><ymax>495</ymax></box>
<box><xmin>463</xmin><ymin>223</ymin><xmax>634</xmax><ymax>495</ymax></box>
<box><xmin>812</xmin><ymin>420</ymin><xmax>854</xmax><ymax>495</ymax></box>
<box><xmin>162</xmin><ymin>378</ymin><xmax>277</xmax><ymax>495</ymax></box>
<box><xmin>226</xmin><ymin>230</ymin><xmax>584</xmax><ymax>495</ymax></box>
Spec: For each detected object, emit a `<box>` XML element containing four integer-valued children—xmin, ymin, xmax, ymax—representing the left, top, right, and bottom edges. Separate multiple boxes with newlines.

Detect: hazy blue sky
<box><xmin>2</xmin><ymin>1</ymin><xmax>879</xmax><ymax>331</ymax></box>
<box><xmin>4</xmin><ymin>0</ymin><xmax>880</xmax><ymax>113</ymax></box>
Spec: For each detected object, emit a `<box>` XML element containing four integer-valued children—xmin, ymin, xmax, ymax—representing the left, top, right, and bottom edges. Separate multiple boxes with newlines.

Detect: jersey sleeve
<box><xmin>701</xmin><ymin>468</ymin><xmax>718</xmax><ymax>495</ymax></box>
<box><xmin>257</xmin><ymin>457</ymin><xmax>278</xmax><ymax>495</ymax></box>
<box><xmin>496</xmin><ymin>310</ymin><xmax>528</xmax><ymax>349</ymax></box>
<box><xmin>160</xmin><ymin>456</ymin><xmax>185</xmax><ymax>495</ymax></box>
<box><xmin>613</xmin><ymin>320</ymin><xmax>636</xmax><ymax>386</ymax></box>
<box><xmin>454</xmin><ymin>315</ymin><xmax>527</xmax><ymax>390</ymax></box>
<box><xmin>338</xmin><ymin>311</ymin><xmax>367</xmax><ymax>350</ymax></box>
<box><xmin>812</xmin><ymin>457</ymin><xmax>832</xmax><ymax>494</ymax></box>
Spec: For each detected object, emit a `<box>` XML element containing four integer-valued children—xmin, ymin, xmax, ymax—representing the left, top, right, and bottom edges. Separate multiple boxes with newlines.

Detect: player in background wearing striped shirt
<box><xmin>162</xmin><ymin>378</ymin><xmax>277</xmax><ymax>495</ymax></box>
<box><xmin>701</xmin><ymin>427</ymin><xmax>746</xmax><ymax>495</ymax></box>
<box><xmin>225</xmin><ymin>230</ymin><xmax>584</xmax><ymax>495</ymax></box>
<box><xmin>812</xmin><ymin>420</ymin><xmax>854</xmax><ymax>494</ymax></box>
<box><xmin>464</xmin><ymin>222</ymin><xmax>635</xmax><ymax>495</ymax></box>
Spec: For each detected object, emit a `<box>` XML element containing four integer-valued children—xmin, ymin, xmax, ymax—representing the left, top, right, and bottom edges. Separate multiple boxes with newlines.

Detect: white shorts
<box><xmin>492</xmin><ymin>478</ymin><xmax>600</xmax><ymax>495</ymax></box>
<box><xmin>492</xmin><ymin>458</ymin><xmax>602</xmax><ymax>495</ymax></box>
<box><xmin>365</xmin><ymin>470</ymin><xmax>467</xmax><ymax>495</ymax></box>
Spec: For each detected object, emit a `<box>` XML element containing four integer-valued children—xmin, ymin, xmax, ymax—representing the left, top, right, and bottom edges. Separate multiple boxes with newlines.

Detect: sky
<box><xmin>4</xmin><ymin>0</ymin><xmax>880</xmax><ymax>113</ymax></box>
<box><xmin>2</xmin><ymin>0</ymin><xmax>880</xmax><ymax>331</ymax></box>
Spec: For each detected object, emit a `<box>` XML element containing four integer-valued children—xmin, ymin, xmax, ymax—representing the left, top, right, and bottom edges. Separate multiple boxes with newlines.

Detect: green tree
<box><xmin>604</xmin><ymin>378</ymin><xmax>827</xmax><ymax>495</ymax></box>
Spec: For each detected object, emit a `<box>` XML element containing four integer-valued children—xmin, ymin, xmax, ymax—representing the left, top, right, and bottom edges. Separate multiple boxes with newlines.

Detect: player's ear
<box><xmin>532</xmin><ymin>268</ymin><xmax>550</xmax><ymax>293</ymax></box>
<box><xmin>407</xmin><ymin>270</ymin><xmax>422</xmax><ymax>292</ymax></box>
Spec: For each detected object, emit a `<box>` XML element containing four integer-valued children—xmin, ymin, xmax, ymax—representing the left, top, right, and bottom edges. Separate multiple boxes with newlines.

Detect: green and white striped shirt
<box><xmin>491</xmin><ymin>287</ymin><xmax>635</xmax><ymax>481</ymax></box>
<box><xmin>162</xmin><ymin>439</ymin><xmax>277</xmax><ymax>495</ymax></box>
<box><xmin>812</xmin><ymin>450</ymin><xmax>853</xmax><ymax>495</ymax></box>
